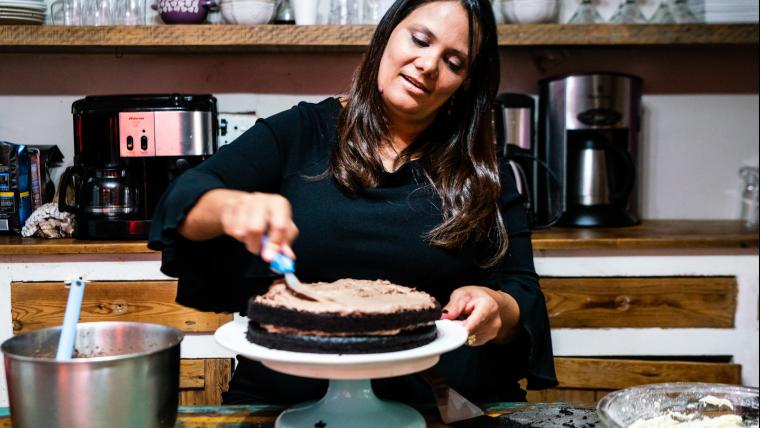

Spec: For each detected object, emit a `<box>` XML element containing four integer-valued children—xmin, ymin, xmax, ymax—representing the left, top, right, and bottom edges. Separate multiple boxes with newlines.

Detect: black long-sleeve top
<box><xmin>148</xmin><ymin>97</ymin><xmax>557</xmax><ymax>405</ymax></box>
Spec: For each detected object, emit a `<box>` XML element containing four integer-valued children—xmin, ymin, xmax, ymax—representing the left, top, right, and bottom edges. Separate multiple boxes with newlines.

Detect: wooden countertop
<box><xmin>0</xmin><ymin>220</ymin><xmax>756</xmax><ymax>255</ymax></box>
<box><xmin>0</xmin><ymin>403</ymin><xmax>598</xmax><ymax>427</ymax></box>
<box><xmin>531</xmin><ymin>219</ymin><xmax>758</xmax><ymax>250</ymax></box>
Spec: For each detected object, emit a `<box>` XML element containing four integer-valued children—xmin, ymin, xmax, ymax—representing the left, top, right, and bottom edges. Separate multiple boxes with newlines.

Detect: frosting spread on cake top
<box><xmin>254</xmin><ymin>279</ymin><xmax>438</xmax><ymax>315</ymax></box>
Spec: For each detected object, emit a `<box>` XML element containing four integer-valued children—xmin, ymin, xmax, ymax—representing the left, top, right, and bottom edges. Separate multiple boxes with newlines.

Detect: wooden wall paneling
<box><xmin>522</xmin><ymin>357</ymin><xmax>741</xmax><ymax>407</ymax></box>
<box><xmin>594</xmin><ymin>390</ymin><xmax>611</xmax><ymax>403</ymax></box>
<box><xmin>179</xmin><ymin>358</ymin><xmax>233</xmax><ymax>406</ymax></box>
<box><xmin>180</xmin><ymin>359</ymin><xmax>206</xmax><ymax>389</ymax></box>
<box><xmin>526</xmin><ymin>389</ymin><xmax>597</xmax><ymax>407</ymax></box>
<box><xmin>542</xmin><ymin>276</ymin><xmax>737</xmax><ymax>328</ymax></box>
<box><xmin>555</xmin><ymin>357</ymin><xmax>742</xmax><ymax>390</ymax></box>
<box><xmin>10</xmin><ymin>281</ymin><xmax>233</xmax><ymax>334</ymax></box>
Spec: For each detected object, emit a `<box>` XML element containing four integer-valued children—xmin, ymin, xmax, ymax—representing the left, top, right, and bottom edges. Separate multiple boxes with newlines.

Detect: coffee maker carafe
<box><xmin>78</xmin><ymin>167</ymin><xmax>140</xmax><ymax>216</ymax></box>
<box><xmin>60</xmin><ymin>94</ymin><xmax>218</xmax><ymax>239</ymax></box>
<box><xmin>537</xmin><ymin>72</ymin><xmax>641</xmax><ymax>227</ymax></box>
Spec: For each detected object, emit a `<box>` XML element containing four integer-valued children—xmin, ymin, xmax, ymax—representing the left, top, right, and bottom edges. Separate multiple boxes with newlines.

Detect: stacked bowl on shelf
<box><xmin>220</xmin><ymin>0</ymin><xmax>275</xmax><ymax>24</ymax></box>
<box><xmin>0</xmin><ymin>0</ymin><xmax>45</xmax><ymax>24</ymax></box>
<box><xmin>501</xmin><ymin>0</ymin><xmax>558</xmax><ymax>24</ymax></box>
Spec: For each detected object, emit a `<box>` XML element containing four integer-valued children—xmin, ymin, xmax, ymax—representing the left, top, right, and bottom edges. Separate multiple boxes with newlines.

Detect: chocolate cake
<box><xmin>246</xmin><ymin>279</ymin><xmax>441</xmax><ymax>354</ymax></box>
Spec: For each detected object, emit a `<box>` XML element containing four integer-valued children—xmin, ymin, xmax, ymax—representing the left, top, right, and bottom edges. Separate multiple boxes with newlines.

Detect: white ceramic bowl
<box><xmin>502</xmin><ymin>0</ymin><xmax>558</xmax><ymax>24</ymax></box>
<box><xmin>220</xmin><ymin>0</ymin><xmax>275</xmax><ymax>24</ymax></box>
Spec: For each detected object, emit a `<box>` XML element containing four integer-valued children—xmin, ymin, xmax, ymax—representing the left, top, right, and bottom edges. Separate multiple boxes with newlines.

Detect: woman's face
<box><xmin>377</xmin><ymin>1</ymin><xmax>472</xmax><ymax>126</ymax></box>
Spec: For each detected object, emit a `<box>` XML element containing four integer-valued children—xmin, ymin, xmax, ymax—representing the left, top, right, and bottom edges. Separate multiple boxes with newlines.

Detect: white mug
<box><xmin>291</xmin><ymin>0</ymin><xmax>319</xmax><ymax>24</ymax></box>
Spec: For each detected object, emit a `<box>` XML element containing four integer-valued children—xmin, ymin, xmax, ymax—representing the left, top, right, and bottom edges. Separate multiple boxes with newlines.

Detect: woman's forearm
<box><xmin>178</xmin><ymin>189</ymin><xmax>239</xmax><ymax>241</ymax></box>
<box><xmin>489</xmin><ymin>289</ymin><xmax>521</xmax><ymax>344</ymax></box>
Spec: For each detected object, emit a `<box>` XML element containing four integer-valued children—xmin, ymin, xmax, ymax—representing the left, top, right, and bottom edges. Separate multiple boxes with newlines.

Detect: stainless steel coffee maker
<box><xmin>59</xmin><ymin>94</ymin><xmax>218</xmax><ymax>239</ymax></box>
<box><xmin>537</xmin><ymin>72</ymin><xmax>642</xmax><ymax>227</ymax></box>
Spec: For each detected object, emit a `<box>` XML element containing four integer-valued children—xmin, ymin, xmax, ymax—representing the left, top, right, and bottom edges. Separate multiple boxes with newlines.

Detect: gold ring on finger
<box><xmin>466</xmin><ymin>334</ymin><xmax>477</xmax><ymax>346</ymax></box>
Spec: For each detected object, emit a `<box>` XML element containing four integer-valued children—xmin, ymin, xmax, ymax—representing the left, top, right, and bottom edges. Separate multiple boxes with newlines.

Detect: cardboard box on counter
<box><xmin>0</xmin><ymin>142</ymin><xmax>64</xmax><ymax>234</ymax></box>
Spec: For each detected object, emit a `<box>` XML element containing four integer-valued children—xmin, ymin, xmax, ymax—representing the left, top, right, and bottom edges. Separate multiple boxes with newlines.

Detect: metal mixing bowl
<box><xmin>2</xmin><ymin>321</ymin><xmax>183</xmax><ymax>428</ymax></box>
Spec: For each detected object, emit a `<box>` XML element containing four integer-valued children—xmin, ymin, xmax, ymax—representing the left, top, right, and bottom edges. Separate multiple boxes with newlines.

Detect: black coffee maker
<box><xmin>59</xmin><ymin>94</ymin><xmax>218</xmax><ymax>239</ymax></box>
<box><xmin>537</xmin><ymin>72</ymin><xmax>641</xmax><ymax>227</ymax></box>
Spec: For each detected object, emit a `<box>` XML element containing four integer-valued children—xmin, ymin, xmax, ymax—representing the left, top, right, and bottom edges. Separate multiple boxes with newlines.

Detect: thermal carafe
<box><xmin>571</xmin><ymin>138</ymin><xmax>611</xmax><ymax>206</ymax></box>
<box><xmin>537</xmin><ymin>72</ymin><xmax>641</xmax><ymax>227</ymax></box>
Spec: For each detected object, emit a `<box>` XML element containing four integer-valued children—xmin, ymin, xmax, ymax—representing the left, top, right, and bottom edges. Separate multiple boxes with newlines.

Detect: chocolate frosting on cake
<box><xmin>254</xmin><ymin>279</ymin><xmax>438</xmax><ymax>315</ymax></box>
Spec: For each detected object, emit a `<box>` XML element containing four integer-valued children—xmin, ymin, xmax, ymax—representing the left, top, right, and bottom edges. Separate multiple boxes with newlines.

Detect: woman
<box><xmin>149</xmin><ymin>0</ymin><xmax>557</xmax><ymax>404</ymax></box>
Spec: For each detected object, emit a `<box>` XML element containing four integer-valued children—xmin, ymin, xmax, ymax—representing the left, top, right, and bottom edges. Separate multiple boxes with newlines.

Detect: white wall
<box><xmin>1</xmin><ymin>93</ymin><xmax>757</xmax><ymax>220</ymax></box>
<box><xmin>640</xmin><ymin>95</ymin><xmax>759</xmax><ymax>219</ymax></box>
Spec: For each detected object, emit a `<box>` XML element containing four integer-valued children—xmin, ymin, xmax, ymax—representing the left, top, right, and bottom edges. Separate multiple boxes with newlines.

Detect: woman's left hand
<box><xmin>441</xmin><ymin>286</ymin><xmax>520</xmax><ymax>346</ymax></box>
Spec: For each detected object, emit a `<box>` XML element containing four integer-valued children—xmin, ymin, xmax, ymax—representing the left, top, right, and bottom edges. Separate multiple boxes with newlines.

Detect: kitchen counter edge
<box><xmin>0</xmin><ymin>220</ymin><xmax>756</xmax><ymax>255</ymax></box>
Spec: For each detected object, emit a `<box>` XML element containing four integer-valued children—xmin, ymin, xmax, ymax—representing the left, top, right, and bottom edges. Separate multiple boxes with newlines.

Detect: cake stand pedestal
<box><xmin>214</xmin><ymin>318</ymin><xmax>467</xmax><ymax>428</ymax></box>
<box><xmin>276</xmin><ymin>379</ymin><xmax>424</xmax><ymax>428</ymax></box>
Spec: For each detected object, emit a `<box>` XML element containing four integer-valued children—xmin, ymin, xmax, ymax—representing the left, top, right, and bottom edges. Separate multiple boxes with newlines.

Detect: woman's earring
<box><xmin>447</xmin><ymin>96</ymin><xmax>455</xmax><ymax>116</ymax></box>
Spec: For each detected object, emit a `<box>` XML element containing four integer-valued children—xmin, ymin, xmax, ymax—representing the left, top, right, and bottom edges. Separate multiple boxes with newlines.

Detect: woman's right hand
<box><xmin>220</xmin><ymin>191</ymin><xmax>298</xmax><ymax>261</ymax></box>
<box><xmin>179</xmin><ymin>189</ymin><xmax>298</xmax><ymax>261</ymax></box>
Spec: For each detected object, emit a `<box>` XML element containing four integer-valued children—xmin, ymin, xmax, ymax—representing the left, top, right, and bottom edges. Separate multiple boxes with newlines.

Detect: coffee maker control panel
<box><xmin>119</xmin><ymin>112</ymin><xmax>157</xmax><ymax>157</ymax></box>
<box><xmin>119</xmin><ymin>111</ymin><xmax>216</xmax><ymax>158</ymax></box>
<box><xmin>563</xmin><ymin>74</ymin><xmax>634</xmax><ymax>130</ymax></box>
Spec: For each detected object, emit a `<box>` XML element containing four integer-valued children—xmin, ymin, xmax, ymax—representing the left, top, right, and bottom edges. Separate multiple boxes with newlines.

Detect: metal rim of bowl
<box><xmin>1</xmin><ymin>321</ymin><xmax>184</xmax><ymax>364</ymax></box>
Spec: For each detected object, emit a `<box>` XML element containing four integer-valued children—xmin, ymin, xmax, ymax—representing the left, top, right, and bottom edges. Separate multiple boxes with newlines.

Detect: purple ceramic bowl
<box><xmin>153</xmin><ymin>0</ymin><xmax>218</xmax><ymax>24</ymax></box>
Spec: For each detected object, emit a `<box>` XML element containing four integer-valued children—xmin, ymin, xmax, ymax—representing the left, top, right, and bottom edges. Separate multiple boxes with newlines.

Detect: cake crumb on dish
<box><xmin>698</xmin><ymin>395</ymin><xmax>734</xmax><ymax>410</ymax></box>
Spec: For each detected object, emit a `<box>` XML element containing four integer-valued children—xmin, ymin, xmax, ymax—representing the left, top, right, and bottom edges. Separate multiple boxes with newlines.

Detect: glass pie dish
<box><xmin>597</xmin><ymin>382</ymin><xmax>759</xmax><ymax>427</ymax></box>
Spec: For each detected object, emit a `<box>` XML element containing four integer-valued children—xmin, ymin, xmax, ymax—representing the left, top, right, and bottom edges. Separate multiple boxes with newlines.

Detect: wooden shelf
<box><xmin>0</xmin><ymin>23</ymin><xmax>756</xmax><ymax>53</ymax></box>
<box><xmin>0</xmin><ymin>220</ymin><xmax>756</xmax><ymax>255</ymax></box>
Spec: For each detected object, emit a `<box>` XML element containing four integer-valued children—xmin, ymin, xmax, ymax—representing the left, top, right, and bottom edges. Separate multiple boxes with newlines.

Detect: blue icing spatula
<box><xmin>262</xmin><ymin>236</ymin><xmax>335</xmax><ymax>303</ymax></box>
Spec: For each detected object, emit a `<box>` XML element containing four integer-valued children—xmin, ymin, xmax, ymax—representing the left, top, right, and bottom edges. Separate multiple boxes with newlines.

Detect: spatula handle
<box><xmin>56</xmin><ymin>278</ymin><xmax>86</xmax><ymax>361</ymax></box>
<box><xmin>261</xmin><ymin>235</ymin><xmax>295</xmax><ymax>273</ymax></box>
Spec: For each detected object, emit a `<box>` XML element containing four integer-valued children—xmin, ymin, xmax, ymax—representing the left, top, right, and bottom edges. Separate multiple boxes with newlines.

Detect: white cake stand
<box><xmin>215</xmin><ymin>318</ymin><xmax>467</xmax><ymax>428</ymax></box>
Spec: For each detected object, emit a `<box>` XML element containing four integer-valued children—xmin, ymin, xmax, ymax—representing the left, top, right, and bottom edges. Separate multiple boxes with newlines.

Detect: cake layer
<box><xmin>248</xmin><ymin>299</ymin><xmax>440</xmax><ymax>334</ymax></box>
<box><xmin>246</xmin><ymin>323</ymin><xmax>438</xmax><ymax>354</ymax></box>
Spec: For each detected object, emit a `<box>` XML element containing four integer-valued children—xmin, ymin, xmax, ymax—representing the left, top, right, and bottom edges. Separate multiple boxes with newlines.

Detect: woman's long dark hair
<box><xmin>331</xmin><ymin>0</ymin><xmax>505</xmax><ymax>267</ymax></box>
